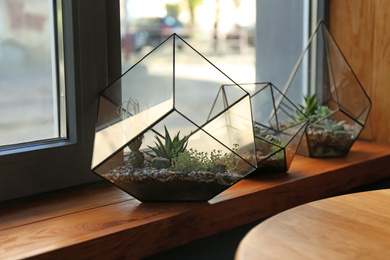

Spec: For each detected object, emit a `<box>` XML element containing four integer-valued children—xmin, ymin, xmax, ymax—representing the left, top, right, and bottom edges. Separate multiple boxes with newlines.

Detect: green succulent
<box><xmin>314</xmin><ymin>119</ymin><xmax>349</xmax><ymax>136</ymax></box>
<box><xmin>148</xmin><ymin>126</ymin><xmax>190</xmax><ymax>164</ymax></box>
<box><xmin>314</xmin><ymin>105</ymin><xmax>333</xmax><ymax>121</ymax></box>
<box><xmin>151</xmin><ymin>157</ymin><xmax>171</xmax><ymax>169</ymax></box>
<box><xmin>128</xmin><ymin>151</ymin><xmax>144</xmax><ymax>168</ymax></box>
<box><xmin>294</xmin><ymin>94</ymin><xmax>333</xmax><ymax>124</ymax></box>
<box><xmin>128</xmin><ymin>136</ymin><xmax>143</xmax><ymax>152</ymax></box>
<box><xmin>299</xmin><ymin>94</ymin><xmax>319</xmax><ymax>120</ymax></box>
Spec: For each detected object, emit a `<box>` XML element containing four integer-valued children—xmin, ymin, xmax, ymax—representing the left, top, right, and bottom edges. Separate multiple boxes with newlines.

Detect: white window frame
<box><xmin>0</xmin><ymin>0</ymin><xmax>121</xmax><ymax>201</ymax></box>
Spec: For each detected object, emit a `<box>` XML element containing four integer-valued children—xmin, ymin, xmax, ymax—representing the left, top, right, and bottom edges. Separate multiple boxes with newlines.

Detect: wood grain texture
<box><xmin>330</xmin><ymin>0</ymin><xmax>390</xmax><ymax>143</ymax></box>
<box><xmin>371</xmin><ymin>0</ymin><xmax>390</xmax><ymax>143</ymax></box>
<box><xmin>0</xmin><ymin>182</ymin><xmax>132</xmax><ymax>231</ymax></box>
<box><xmin>0</xmin><ymin>141</ymin><xmax>389</xmax><ymax>259</ymax></box>
<box><xmin>235</xmin><ymin>189</ymin><xmax>390</xmax><ymax>260</ymax></box>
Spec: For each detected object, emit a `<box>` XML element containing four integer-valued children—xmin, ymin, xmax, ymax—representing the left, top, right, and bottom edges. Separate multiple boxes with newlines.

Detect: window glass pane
<box><xmin>120</xmin><ymin>0</ymin><xmax>256</xmax><ymax>83</ymax></box>
<box><xmin>0</xmin><ymin>0</ymin><xmax>65</xmax><ymax>147</ymax></box>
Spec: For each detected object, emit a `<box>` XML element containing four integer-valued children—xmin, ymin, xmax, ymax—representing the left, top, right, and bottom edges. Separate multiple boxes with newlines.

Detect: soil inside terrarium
<box><xmin>255</xmin><ymin>154</ymin><xmax>287</xmax><ymax>174</ymax></box>
<box><xmin>100</xmin><ymin>163</ymin><xmax>242</xmax><ymax>202</ymax></box>
<box><xmin>300</xmin><ymin>128</ymin><xmax>355</xmax><ymax>157</ymax></box>
<box><xmin>252</xmin><ymin>139</ymin><xmax>287</xmax><ymax>174</ymax></box>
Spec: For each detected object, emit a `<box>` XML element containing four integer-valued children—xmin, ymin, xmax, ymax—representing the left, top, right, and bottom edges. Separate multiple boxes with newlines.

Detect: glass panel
<box><xmin>0</xmin><ymin>0</ymin><xmax>66</xmax><ymax>147</ymax></box>
<box><xmin>283</xmin><ymin>121</ymin><xmax>306</xmax><ymax>168</ymax></box>
<box><xmin>116</xmin><ymin>35</ymin><xmax>175</xmax><ymax>109</ymax></box>
<box><xmin>246</xmin><ymin>83</ymin><xmax>275</xmax><ymax>127</ymax></box>
<box><xmin>92</xmin><ymin>95</ymin><xmax>172</xmax><ymax>169</ymax></box>
<box><xmin>202</xmin><ymin>96</ymin><xmax>256</xmax><ymax>169</ymax></box>
<box><xmin>173</xmin><ymin>35</ymin><xmax>248</xmax><ymax>126</ymax></box>
<box><xmin>324</xmin><ymin>28</ymin><xmax>371</xmax><ymax>121</ymax></box>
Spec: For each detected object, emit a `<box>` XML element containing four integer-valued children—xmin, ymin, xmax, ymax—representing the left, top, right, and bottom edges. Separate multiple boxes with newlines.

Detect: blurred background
<box><xmin>119</xmin><ymin>0</ymin><xmax>256</xmax><ymax>79</ymax></box>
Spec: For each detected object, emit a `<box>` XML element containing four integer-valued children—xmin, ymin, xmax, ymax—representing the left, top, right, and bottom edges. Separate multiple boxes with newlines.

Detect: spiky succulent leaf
<box><xmin>293</xmin><ymin>94</ymin><xmax>336</xmax><ymax>125</ymax></box>
<box><xmin>303</xmin><ymin>94</ymin><xmax>319</xmax><ymax>116</ymax></box>
<box><xmin>294</xmin><ymin>94</ymin><xmax>319</xmax><ymax>124</ymax></box>
<box><xmin>148</xmin><ymin>135</ymin><xmax>168</xmax><ymax>158</ymax></box>
<box><xmin>164</xmin><ymin>126</ymin><xmax>173</xmax><ymax>154</ymax></box>
<box><xmin>148</xmin><ymin>126</ymin><xmax>189</xmax><ymax>162</ymax></box>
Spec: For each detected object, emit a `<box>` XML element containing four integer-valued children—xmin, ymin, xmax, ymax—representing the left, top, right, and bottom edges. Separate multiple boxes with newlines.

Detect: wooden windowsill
<box><xmin>1</xmin><ymin>141</ymin><xmax>390</xmax><ymax>259</ymax></box>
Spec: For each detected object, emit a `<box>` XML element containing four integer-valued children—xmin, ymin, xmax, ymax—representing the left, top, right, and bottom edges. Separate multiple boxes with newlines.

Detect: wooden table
<box><xmin>236</xmin><ymin>189</ymin><xmax>390</xmax><ymax>260</ymax></box>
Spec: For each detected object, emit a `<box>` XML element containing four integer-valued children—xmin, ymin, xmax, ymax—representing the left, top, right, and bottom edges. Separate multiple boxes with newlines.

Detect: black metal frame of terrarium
<box><xmin>91</xmin><ymin>34</ymin><xmax>257</xmax><ymax>202</ymax></box>
<box><xmin>209</xmin><ymin>82</ymin><xmax>308</xmax><ymax>174</ymax></box>
<box><xmin>281</xmin><ymin>20</ymin><xmax>371</xmax><ymax>158</ymax></box>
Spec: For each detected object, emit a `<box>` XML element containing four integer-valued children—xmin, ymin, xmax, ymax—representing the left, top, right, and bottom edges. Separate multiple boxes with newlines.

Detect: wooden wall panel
<box><xmin>371</xmin><ymin>0</ymin><xmax>390</xmax><ymax>143</ymax></box>
<box><xmin>329</xmin><ymin>0</ymin><xmax>390</xmax><ymax>144</ymax></box>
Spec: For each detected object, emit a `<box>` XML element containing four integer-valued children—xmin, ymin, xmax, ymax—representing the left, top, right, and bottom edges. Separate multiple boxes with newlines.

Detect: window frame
<box><xmin>0</xmin><ymin>0</ymin><xmax>121</xmax><ymax>202</ymax></box>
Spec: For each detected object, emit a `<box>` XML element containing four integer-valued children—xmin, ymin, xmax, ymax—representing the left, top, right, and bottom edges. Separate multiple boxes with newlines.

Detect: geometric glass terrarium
<box><xmin>210</xmin><ymin>82</ymin><xmax>308</xmax><ymax>174</ymax></box>
<box><xmin>91</xmin><ymin>34</ymin><xmax>257</xmax><ymax>202</ymax></box>
<box><xmin>282</xmin><ymin>21</ymin><xmax>371</xmax><ymax>157</ymax></box>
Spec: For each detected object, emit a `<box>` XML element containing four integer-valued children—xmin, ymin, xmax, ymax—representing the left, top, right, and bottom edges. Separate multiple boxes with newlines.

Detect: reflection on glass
<box><xmin>119</xmin><ymin>0</ymin><xmax>256</xmax><ymax>82</ymax></box>
<box><xmin>0</xmin><ymin>0</ymin><xmax>65</xmax><ymax>147</ymax></box>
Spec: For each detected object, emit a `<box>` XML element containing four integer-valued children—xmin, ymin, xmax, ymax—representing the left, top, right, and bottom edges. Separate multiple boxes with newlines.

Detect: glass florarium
<box><xmin>91</xmin><ymin>34</ymin><xmax>257</xmax><ymax>202</ymax></box>
<box><xmin>282</xmin><ymin>21</ymin><xmax>371</xmax><ymax>157</ymax></box>
<box><xmin>210</xmin><ymin>82</ymin><xmax>308</xmax><ymax>174</ymax></box>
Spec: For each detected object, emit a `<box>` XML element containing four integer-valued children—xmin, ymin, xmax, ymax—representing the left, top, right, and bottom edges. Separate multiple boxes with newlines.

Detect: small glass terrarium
<box><xmin>91</xmin><ymin>34</ymin><xmax>257</xmax><ymax>202</ymax></box>
<box><xmin>282</xmin><ymin>21</ymin><xmax>371</xmax><ymax>157</ymax></box>
<box><xmin>210</xmin><ymin>82</ymin><xmax>308</xmax><ymax>174</ymax></box>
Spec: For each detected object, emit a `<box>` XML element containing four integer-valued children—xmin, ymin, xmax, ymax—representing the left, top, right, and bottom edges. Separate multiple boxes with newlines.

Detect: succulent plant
<box><xmin>128</xmin><ymin>137</ymin><xmax>143</xmax><ymax>152</ymax></box>
<box><xmin>293</xmin><ymin>94</ymin><xmax>333</xmax><ymax>124</ymax></box>
<box><xmin>314</xmin><ymin>105</ymin><xmax>333</xmax><ymax>120</ymax></box>
<box><xmin>151</xmin><ymin>157</ymin><xmax>171</xmax><ymax>169</ymax></box>
<box><xmin>148</xmin><ymin>126</ymin><xmax>190</xmax><ymax>165</ymax></box>
<box><xmin>313</xmin><ymin>119</ymin><xmax>350</xmax><ymax>136</ymax></box>
<box><xmin>128</xmin><ymin>151</ymin><xmax>144</xmax><ymax>168</ymax></box>
<box><xmin>299</xmin><ymin>94</ymin><xmax>319</xmax><ymax>121</ymax></box>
